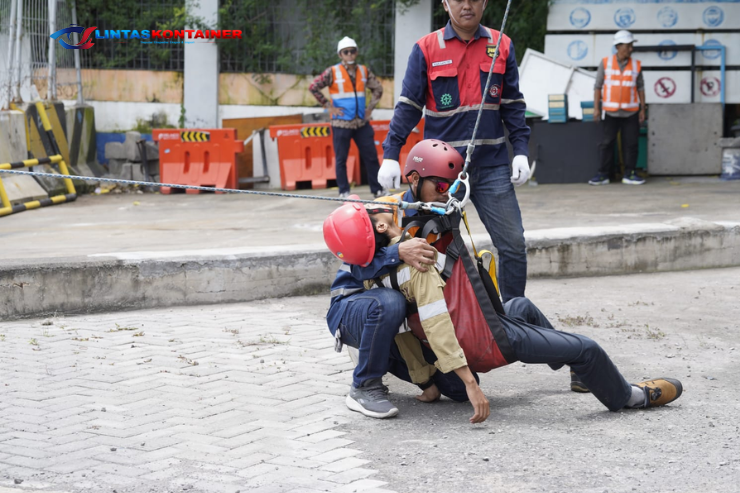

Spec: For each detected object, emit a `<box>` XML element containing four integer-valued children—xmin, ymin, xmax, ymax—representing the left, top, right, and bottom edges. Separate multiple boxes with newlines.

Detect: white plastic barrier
<box><xmin>519</xmin><ymin>49</ymin><xmax>597</xmax><ymax>120</ymax></box>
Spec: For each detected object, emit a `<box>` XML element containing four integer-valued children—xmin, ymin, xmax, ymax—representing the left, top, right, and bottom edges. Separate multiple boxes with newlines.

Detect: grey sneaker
<box><xmin>346</xmin><ymin>378</ymin><xmax>399</xmax><ymax>418</ymax></box>
<box><xmin>338</xmin><ymin>192</ymin><xmax>351</xmax><ymax>199</ymax></box>
<box><xmin>374</xmin><ymin>189</ymin><xmax>390</xmax><ymax>198</ymax></box>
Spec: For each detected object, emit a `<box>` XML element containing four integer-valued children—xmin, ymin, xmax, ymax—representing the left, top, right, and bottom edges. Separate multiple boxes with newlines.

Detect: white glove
<box><xmin>510</xmin><ymin>155</ymin><xmax>531</xmax><ymax>186</ymax></box>
<box><xmin>378</xmin><ymin>159</ymin><xmax>402</xmax><ymax>190</ymax></box>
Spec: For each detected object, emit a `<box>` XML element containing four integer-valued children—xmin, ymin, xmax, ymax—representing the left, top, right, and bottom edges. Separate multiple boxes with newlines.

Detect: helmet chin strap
<box><xmin>443</xmin><ymin>0</ymin><xmax>487</xmax><ymax>27</ymax></box>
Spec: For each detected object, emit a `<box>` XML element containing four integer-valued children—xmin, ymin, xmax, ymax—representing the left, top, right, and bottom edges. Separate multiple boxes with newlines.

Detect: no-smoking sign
<box><xmin>654</xmin><ymin>77</ymin><xmax>676</xmax><ymax>98</ymax></box>
<box><xmin>700</xmin><ymin>77</ymin><xmax>721</xmax><ymax>97</ymax></box>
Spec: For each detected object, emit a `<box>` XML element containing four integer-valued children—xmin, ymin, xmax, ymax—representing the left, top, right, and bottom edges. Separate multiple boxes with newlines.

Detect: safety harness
<box><xmin>377</xmin><ymin>211</ymin><xmax>517</xmax><ymax>372</ymax></box>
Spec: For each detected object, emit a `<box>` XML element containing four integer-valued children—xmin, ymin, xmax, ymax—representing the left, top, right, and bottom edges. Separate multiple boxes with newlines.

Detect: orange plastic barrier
<box><xmin>360</xmin><ymin>119</ymin><xmax>425</xmax><ymax>185</ymax></box>
<box><xmin>268</xmin><ymin>124</ymin><xmax>356</xmax><ymax>191</ymax></box>
<box><xmin>152</xmin><ymin>129</ymin><xmax>243</xmax><ymax>194</ymax></box>
<box><xmin>269</xmin><ymin>120</ymin><xmax>425</xmax><ymax>191</ymax></box>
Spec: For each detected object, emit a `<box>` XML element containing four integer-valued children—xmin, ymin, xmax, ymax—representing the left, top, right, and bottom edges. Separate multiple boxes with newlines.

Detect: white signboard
<box><xmin>545</xmin><ymin>33</ymin><xmax>740</xmax><ymax>68</ymax></box>
<box><xmin>548</xmin><ymin>1</ymin><xmax>740</xmax><ymax>31</ymax></box>
<box><xmin>643</xmin><ymin>70</ymin><xmax>740</xmax><ymax>104</ymax></box>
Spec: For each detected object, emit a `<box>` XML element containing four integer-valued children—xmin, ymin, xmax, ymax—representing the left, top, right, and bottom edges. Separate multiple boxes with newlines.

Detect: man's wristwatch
<box><xmin>417</xmin><ymin>378</ymin><xmax>435</xmax><ymax>391</ymax></box>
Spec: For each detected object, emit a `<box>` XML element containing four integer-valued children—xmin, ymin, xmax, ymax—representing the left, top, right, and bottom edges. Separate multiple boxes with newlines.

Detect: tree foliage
<box><xmin>75</xmin><ymin>0</ymin><xmax>547</xmax><ymax>73</ymax></box>
<box><xmin>76</xmin><ymin>0</ymin><xmax>194</xmax><ymax>70</ymax></box>
<box><xmin>433</xmin><ymin>0</ymin><xmax>549</xmax><ymax>64</ymax></box>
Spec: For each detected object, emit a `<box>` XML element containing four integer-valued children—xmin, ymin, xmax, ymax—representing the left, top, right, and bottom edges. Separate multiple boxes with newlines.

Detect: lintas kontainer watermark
<box><xmin>51</xmin><ymin>24</ymin><xmax>242</xmax><ymax>49</ymax></box>
<box><xmin>96</xmin><ymin>29</ymin><xmax>243</xmax><ymax>40</ymax></box>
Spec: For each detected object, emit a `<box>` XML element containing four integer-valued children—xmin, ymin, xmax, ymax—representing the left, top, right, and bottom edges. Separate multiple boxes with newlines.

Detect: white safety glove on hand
<box><xmin>510</xmin><ymin>155</ymin><xmax>531</xmax><ymax>186</ymax></box>
<box><xmin>378</xmin><ymin>159</ymin><xmax>402</xmax><ymax>190</ymax></box>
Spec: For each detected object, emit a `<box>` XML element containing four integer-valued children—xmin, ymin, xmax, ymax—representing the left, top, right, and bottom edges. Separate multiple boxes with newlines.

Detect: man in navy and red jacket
<box><xmin>378</xmin><ymin>0</ymin><xmax>531</xmax><ymax>303</ymax></box>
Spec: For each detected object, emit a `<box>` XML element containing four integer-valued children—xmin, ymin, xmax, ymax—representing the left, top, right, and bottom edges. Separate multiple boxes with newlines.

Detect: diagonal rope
<box><xmin>461</xmin><ymin>0</ymin><xmax>514</xmax><ymax>177</ymax></box>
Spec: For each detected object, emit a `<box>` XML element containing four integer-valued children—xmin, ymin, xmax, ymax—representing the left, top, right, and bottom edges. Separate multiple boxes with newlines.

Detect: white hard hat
<box><xmin>613</xmin><ymin>30</ymin><xmax>637</xmax><ymax>46</ymax></box>
<box><xmin>337</xmin><ymin>36</ymin><xmax>358</xmax><ymax>54</ymax></box>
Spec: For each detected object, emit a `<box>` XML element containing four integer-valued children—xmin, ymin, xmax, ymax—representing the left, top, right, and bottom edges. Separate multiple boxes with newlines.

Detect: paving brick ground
<box><xmin>1</xmin><ymin>268</ymin><xmax>738</xmax><ymax>493</ymax></box>
<box><xmin>0</xmin><ymin>297</ymin><xmax>394</xmax><ymax>493</ymax></box>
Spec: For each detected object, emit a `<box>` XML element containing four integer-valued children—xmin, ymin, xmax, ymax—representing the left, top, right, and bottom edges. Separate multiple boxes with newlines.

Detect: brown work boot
<box><xmin>635</xmin><ymin>378</ymin><xmax>683</xmax><ymax>408</ymax></box>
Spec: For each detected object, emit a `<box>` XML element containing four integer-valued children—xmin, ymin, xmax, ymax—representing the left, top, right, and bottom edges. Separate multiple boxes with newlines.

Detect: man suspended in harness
<box><xmin>324</xmin><ymin>139</ymin><xmax>684</xmax><ymax>423</ymax></box>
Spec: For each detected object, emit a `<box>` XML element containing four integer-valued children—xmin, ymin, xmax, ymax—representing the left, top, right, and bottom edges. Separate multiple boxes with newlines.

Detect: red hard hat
<box><xmin>323</xmin><ymin>196</ymin><xmax>375</xmax><ymax>267</ymax></box>
<box><xmin>404</xmin><ymin>139</ymin><xmax>464</xmax><ymax>181</ymax></box>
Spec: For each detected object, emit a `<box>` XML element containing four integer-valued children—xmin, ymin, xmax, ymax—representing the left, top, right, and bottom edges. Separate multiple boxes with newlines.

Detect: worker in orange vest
<box><xmin>309</xmin><ymin>36</ymin><xmax>386</xmax><ymax>199</ymax></box>
<box><xmin>590</xmin><ymin>30</ymin><xmax>646</xmax><ymax>186</ymax></box>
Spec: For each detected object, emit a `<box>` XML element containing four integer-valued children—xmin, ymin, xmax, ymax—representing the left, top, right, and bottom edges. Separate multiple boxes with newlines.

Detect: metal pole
<box><xmin>4</xmin><ymin>0</ymin><xmax>18</xmax><ymax>106</ymax></box>
<box><xmin>47</xmin><ymin>0</ymin><xmax>57</xmax><ymax>100</ymax></box>
<box><xmin>71</xmin><ymin>0</ymin><xmax>83</xmax><ymax>105</ymax></box>
<box><xmin>12</xmin><ymin>0</ymin><xmax>23</xmax><ymax>102</ymax></box>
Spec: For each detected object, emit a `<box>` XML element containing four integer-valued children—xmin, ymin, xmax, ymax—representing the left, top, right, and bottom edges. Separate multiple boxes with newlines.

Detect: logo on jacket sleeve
<box><xmin>439</xmin><ymin>93</ymin><xmax>453</xmax><ymax>108</ymax></box>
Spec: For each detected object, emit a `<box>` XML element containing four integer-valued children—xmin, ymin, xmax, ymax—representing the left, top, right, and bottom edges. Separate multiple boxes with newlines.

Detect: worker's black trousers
<box><xmin>390</xmin><ymin>297</ymin><xmax>634</xmax><ymax>412</ymax></box>
<box><xmin>598</xmin><ymin>112</ymin><xmax>640</xmax><ymax>176</ymax></box>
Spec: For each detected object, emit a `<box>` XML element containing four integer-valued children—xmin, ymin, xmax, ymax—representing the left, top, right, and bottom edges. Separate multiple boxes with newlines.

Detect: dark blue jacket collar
<box><xmin>443</xmin><ymin>21</ymin><xmax>491</xmax><ymax>42</ymax></box>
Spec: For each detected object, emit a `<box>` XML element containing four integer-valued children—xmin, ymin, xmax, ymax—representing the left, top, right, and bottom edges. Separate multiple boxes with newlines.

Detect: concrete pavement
<box><xmin>1</xmin><ymin>177</ymin><xmax>739</xmax><ymax>319</ymax></box>
<box><xmin>0</xmin><ymin>268</ymin><xmax>738</xmax><ymax>492</ymax></box>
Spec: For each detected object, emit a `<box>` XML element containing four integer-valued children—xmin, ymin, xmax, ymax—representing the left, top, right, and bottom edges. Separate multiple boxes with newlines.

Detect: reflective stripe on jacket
<box><xmin>329</xmin><ymin>63</ymin><xmax>367</xmax><ymax>121</ymax></box>
<box><xmin>383</xmin><ymin>22</ymin><xmax>530</xmax><ymax>167</ymax></box>
<box><xmin>601</xmin><ymin>55</ymin><xmax>641</xmax><ymax>112</ymax></box>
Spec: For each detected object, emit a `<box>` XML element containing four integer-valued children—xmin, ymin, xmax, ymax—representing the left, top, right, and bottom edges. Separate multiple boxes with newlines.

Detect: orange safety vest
<box><xmin>328</xmin><ymin>63</ymin><xmax>367</xmax><ymax>121</ymax></box>
<box><xmin>601</xmin><ymin>55</ymin><xmax>641</xmax><ymax>112</ymax></box>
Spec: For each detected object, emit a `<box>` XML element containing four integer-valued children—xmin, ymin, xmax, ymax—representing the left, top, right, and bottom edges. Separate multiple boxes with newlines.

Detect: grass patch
<box><xmin>557</xmin><ymin>315</ymin><xmax>600</xmax><ymax>328</ymax></box>
<box><xmin>644</xmin><ymin>324</ymin><xmax>666</xmax><ymax>340</ymax></box>
<box><xmin>109</xmin><ymin>323</ymin><xmax>139</xmax><ymax>332</ymax></box>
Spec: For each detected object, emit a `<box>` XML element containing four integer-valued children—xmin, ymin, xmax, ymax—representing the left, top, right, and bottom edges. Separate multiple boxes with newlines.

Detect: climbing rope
<box><xmin>0</xmin><ymin>167</ymin><xmax>444</xmax><ymax>212</ymax></box>
<box><xmin>450</xmin><ymin>0</ymin><xmax>514</xmax><ymax>205</ymax></box>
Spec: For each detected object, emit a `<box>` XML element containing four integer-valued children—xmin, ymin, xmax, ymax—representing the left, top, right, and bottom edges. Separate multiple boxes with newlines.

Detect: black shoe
<box><xmin>346</xmin><ymin>378</ymin><xmax>398</xmax><ymax>419</ymax></box>
<box><xmin>570</xmin><ymin>371</ymin><xmax>590</xmax><ymax>393</ymax></box>
<box><xmin>588</xmin><ymin>172</ymin><xmax>609</xmax><ymax>186</ymax></box>
<box><xmin>622</xmin><ymin>171</ymin><xmax>645</xmax><ymax>185</ymax></box>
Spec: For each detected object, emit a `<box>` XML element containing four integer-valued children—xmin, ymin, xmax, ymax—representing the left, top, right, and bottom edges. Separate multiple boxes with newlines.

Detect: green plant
<box><xmin>433</xmin><ymin>0</ymin><xmax>548</xmax><ymax>64</ymax></box>
<box><xmin>644</xmin><ymin>324</ymin><xmax>666</xmax><ymax>340</ymax></box>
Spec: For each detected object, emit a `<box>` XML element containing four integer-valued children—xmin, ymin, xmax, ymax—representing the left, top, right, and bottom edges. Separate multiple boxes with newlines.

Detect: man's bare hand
<box><xmin>328</xmin><ymin>106</ymin><xmax>344</xmax><ymax>118</ymax></box>
<box><xmin>398</xmin><ymin>238</ymin><xmax>436</xmax><ymax>272</ymax></box>
<box><xmin>466</xmin><ymin>383</ymin><xmax>490</xmax><ymax>424</ymax></box>
<box><xmin>593</xmin><ymin>107</ymin><xmax>601</xmax><ymax>122</ymax></box>
<box><xmin>415</xmin><ymin>383</ymin><xmax>441</xmax><ymax>403</ymax></box>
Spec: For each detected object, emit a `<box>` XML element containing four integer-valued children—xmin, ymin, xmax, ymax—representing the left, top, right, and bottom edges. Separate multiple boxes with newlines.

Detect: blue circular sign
<box><xmin>570</xmin><ymin>8</ymin><xmax>591</xmax><ymax>29</ymax></box>
<box><xmin>657</xmin><ymin>7</ymin><xmax>678</xmax><ymax>28</ymax></box>
<box><xmin>658</xmin><ymin>40</ymin><xmax>678</xmax><ymax>61</ymax></box>
<box><xmin>614</xmin><ymin>8</ymin><xmax>636</xmax><ymax>28</ymax></box>
<box><xmin>701</xmin><ymin>39</ymin><xmax>722</xmax><ymax>60</ymax></box>
<box><xmin>703</xmin><ymin>7</ymin><xmax>724</xmax><ymax>27</ymax></box>
<box><xmin>567</xmin><ymin>40</ymin><xmax>588</xmax><ymax>61</ymax></box>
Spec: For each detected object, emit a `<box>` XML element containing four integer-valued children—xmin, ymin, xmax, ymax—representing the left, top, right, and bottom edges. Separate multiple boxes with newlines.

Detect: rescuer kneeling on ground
<box><xmin>324</xmin><ymin>140</ymin><xmax>683</xmax><ymax>422</ymax></box>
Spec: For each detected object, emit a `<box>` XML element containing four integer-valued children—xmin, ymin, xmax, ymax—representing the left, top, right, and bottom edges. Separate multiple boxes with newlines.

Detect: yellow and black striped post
<box><xmin>0</xmin><ymin>155</ymin><xmax>77</xmax><ymax>218</ymax></box>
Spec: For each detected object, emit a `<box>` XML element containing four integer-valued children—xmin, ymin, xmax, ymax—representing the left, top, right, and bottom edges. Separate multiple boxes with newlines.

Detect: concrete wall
<box><xmin>220</xmin><ymin>73</ymin><xmax>395</xmax><ymax>109</ymax></box>
<box><xmin>74</xmin><ymin>100</ymin><xmax>394</xmax><ymax>132</ymax></box>
<box><xmin>2</xmin><ymin>219</ymin><xmax>739</xmax><ymax>319</ymax></box>
<box><xmin>0</xmin><ymin>110</ymin><xmax>48</xmax><ymax>203</ymax></box>
<box><xmin>394</xmin><ymin>1</ymin><xmax>432</xmax><ymax>103</ymax></box>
